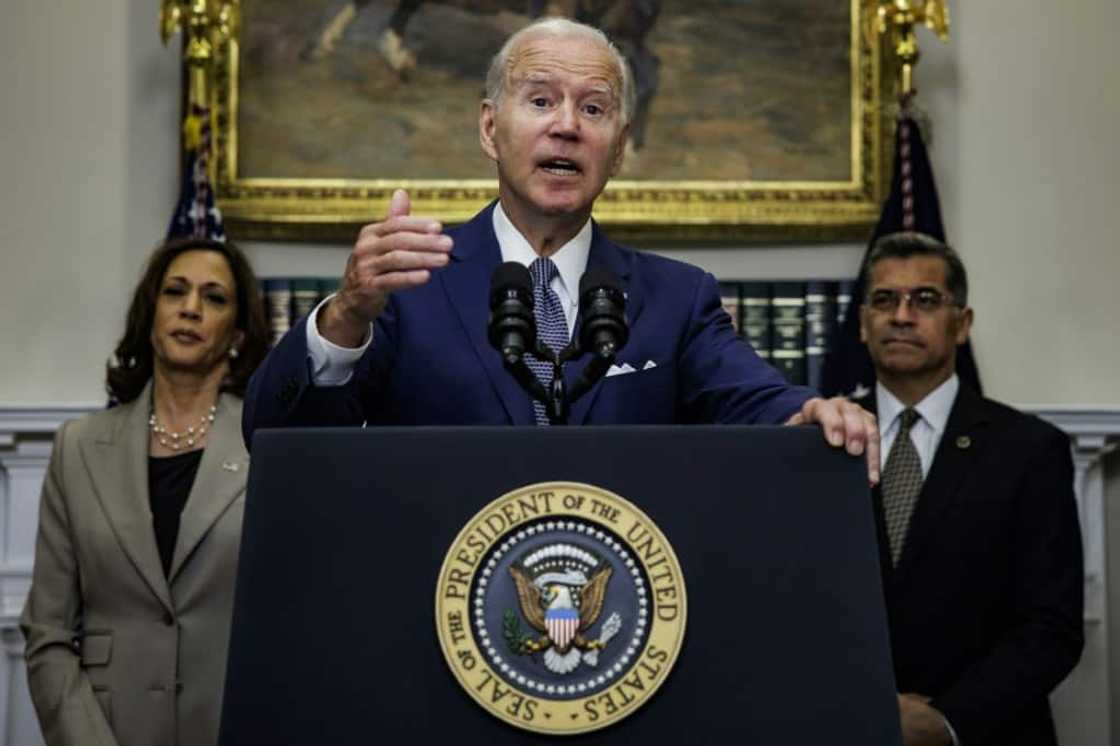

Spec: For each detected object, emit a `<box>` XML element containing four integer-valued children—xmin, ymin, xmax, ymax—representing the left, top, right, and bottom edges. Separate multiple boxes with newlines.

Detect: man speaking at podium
<box><xmin>242</xmin><ymin>18</ymin><xmax>878</xmax><ymax>476</ymax></box>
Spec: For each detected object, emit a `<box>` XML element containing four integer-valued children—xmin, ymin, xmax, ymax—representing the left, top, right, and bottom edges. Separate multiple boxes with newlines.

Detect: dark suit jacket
<box><xmin>243</xmin><ymin>203</ymin><xmax>812</xmax><ymax>440</ymax></box>
<box><xmin>860</xmin><ymin>385</ymin><xmax>1083</xmax><ymax>745</ymax></box>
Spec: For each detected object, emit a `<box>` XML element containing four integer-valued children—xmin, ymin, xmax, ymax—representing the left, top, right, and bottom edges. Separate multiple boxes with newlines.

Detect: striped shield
<box><xmin>545</xmin><ymin>607</ymin><xmax>580</xmax><ymax>650</ymax></box>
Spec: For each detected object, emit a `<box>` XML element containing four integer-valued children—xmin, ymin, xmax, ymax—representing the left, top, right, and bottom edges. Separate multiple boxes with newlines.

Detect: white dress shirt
<box><xmin>305</xmin><ymin>202</ymin><xmax>592</xmax><ymax>386</ymax></box>
<box><xmin>876</xmin><ymin>372</ymin><xmax>963</xmax><ymax>746</ymax></box>
<box><xmin>876</xmin><ymin>373</ymin><xmax>959</xmax><ymax>477</ymax></box>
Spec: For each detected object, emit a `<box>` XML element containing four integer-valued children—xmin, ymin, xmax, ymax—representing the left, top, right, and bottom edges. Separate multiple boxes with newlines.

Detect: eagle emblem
<box><xmin>436</xmin><ymin>484</ymin><xmax>686</xmax><ymax>734</ymax></box>
<box><xmin>506</xmin><ymin>543</ymin><xmax>623</xmax><ymax>675</ymax></box>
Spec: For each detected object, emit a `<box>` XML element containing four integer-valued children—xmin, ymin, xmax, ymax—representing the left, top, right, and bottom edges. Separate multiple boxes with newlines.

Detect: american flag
<box><xmin>819</xmin><ymin>109</ymin><xmax>981</xmax><ymax>398</ymax></box>
<box><xmin>166</xmin><ymin>103</ymin><xmax>226</xmax><ymax>241</ymax></box>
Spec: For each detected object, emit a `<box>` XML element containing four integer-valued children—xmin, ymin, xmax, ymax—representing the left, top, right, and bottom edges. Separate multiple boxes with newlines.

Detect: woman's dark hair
<box><xmin>106</xmin><ymin>237</ymin><xmax>269</xmax><ymax>403</ymax></box>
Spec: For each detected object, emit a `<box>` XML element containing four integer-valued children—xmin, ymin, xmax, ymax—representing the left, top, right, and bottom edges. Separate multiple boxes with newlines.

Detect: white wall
<box><xmin>921</xmin><ymin>0</ymin><xmax>1120</xmax><ymax>408</ymax></box>
<box><xmin>0</xmin><ymin>0</ymin><xmax>177</xmax><ymax>407</ymax></box>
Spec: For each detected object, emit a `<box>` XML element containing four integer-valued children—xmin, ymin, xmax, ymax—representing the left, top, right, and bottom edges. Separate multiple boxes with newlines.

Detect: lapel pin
<box><xmin>955</xmin><ymin>436</ymin><xmax>971</xmax><ymax>450</ymax></box>
<box><xmin>221</xmin><ymin>461</ymin><xmax>240</xmax><ymax>472</ymax></box>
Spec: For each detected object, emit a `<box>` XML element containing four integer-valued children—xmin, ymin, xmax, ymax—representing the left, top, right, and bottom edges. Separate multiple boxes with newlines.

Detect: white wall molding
<box><xmin>1035</xmin><ymin>408</ymin><xmax>1120</xmax><ymax>625</ymax></box>
<box><xmin>1025</xmin><ymin>408</ymin><xmax>1120</xmax><ymax>746</ymax></box>
<box><xmin>1033</xmin><ymin>407</ymin><xmax>1120</xmax><ymax>444</ymax></box>
<box><xmin>0</xmin><ymin>407</ymin><xmax>91</xmax><ymax>746</ymax></box>
<box><xmin>0</xmin><ymin>406</ymin><xmax>97</xmax><ymax>446</ymax></box>
<box><xmin>1</xmin><ymin>627</ymin><xmax>40</xmax><ymax>746</ymax></box>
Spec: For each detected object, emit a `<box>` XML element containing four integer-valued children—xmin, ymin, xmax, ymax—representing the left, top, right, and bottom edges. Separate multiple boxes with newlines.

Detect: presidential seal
<box><xmin>435</xmin><ymin>482</ymin><xmax>687</xmax><ymax>735</ymax></box>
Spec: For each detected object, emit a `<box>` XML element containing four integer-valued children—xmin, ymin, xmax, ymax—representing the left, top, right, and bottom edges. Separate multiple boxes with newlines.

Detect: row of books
<box><xmin>720</xmin><ymin>280</ymin><xmax>856</xmax><ymax>389</ymax></box>
<box><xmin>261</xmin><ymin>277</ymin><xmax>858</xmax><ymax>389</ymax></box>
<box><xmin>262</xmin><ymin>278</ymin><xmax>340</xmax><ymax>347</ymax></box>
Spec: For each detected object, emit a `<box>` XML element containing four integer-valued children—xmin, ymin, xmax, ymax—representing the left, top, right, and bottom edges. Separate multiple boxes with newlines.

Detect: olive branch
<box><xmin>503</xmin><ymin>609</ymin><xmax>535</xmax><ymax>655</ymax></box>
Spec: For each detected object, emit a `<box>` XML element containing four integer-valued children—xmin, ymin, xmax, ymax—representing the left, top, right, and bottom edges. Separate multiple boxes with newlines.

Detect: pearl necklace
<box><xmin>149</xmin><ymin>405</ymin><xmax>217</xmax><ymax>450</ymax></box>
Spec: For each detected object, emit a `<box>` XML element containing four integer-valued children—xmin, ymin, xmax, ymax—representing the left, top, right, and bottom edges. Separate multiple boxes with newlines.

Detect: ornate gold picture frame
<box><xmin>209</xmin><ymin>0</ymin><xmax>890</xmax><ymax>242</ymax></box>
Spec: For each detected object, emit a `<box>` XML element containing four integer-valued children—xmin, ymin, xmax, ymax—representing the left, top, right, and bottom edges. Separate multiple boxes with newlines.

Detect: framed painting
<box><xmin>211</xmin><ymin>0</ymin><xmax>892</xmax><ymax>241</ymax></box>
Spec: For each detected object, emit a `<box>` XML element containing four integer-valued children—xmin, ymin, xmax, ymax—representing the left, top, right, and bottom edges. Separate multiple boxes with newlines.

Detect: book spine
<box><xmin>805</xmin><ymin>281</ymin><xmax>837</xmax><ymax>391</ymax></box>
<box><xmin>291</xmin><ymin>277</ymin><xmax>321</xmax><ymax>327</ymax></box>
<box><xmin>770</xmin><ymin>281</ymin><xmax>807</xmax><ymax>385</ymax></box>
<box><xmin>262</xmin><ymin>278</ymin><xmax>292</xmax><ymax>348</ymax></box>
<box><xmin>836</xmin><ymin>280</ymin><xmax>856</xmax><ymax>326</ymax></box>
<box><xmin>719</xmin><ymin>282</ymin><xmax>742</xmax><ymax>335</ymax></box>
<box><xmin>740</xmin><ymin>282</ymin><xmax>772</xmax><ymax>359</ymax></box>
<box><xmin>318</xmin><ymin>277</ymin><xmax>341</xmax><ymax>306</ymax></box>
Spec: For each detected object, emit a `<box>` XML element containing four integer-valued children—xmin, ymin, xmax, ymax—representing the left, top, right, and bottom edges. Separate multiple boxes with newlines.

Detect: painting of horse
<box><xmin>236</xmin><ymin>0</ymin><xmax>852</xmax><ymax>183</ymax></box>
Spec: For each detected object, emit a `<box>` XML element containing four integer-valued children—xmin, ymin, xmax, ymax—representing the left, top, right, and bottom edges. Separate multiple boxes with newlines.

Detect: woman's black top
<box><xmin>148</xmin><ymin>449</ymin><xmax>204</xmax><ymax>577</ymax></box>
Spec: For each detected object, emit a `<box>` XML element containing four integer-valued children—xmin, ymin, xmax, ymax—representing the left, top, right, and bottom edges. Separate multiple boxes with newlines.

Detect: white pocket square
<box><xmin>606</xmin><ymin>363</ymin><xmax>636</xmax><ymax>377</ymax></box>
<box><xmin>642</xmin><ymin>360</ymin><xmax>657</xmax><ymax>370</ymax></box>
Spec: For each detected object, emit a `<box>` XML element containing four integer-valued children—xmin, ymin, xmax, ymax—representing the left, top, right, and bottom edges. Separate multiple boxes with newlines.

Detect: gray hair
<box><xmin>484</xmin><ymin>18</ymin><xmax>635</xmax><ymax>126</ymax></box>
<box><xmin>860</xmin><ymin>231</ymin><xmax>969</xmax><ymax>306</ymax></box>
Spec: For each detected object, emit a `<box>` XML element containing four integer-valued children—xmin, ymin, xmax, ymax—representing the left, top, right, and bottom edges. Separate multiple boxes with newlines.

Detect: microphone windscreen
<box><xmin>579</xmin><ymin>267</ymin><xmax>622</xmax><ymax>301</ymax></box>
<box><xmin>491</xmin><ymin>262</ymin><xmax>532</xmax><ymax>294</ymax></box>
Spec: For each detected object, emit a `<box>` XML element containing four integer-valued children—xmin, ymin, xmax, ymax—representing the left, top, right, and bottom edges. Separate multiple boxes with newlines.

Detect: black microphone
<box><xmin>578</xmin><ymin>268</ymin><xmax>629</xmax><ymax>359</ymax></box>
<box><xmin>488</xmin><ymin>262</ymin><xmax>536</xmax><ymax>366</ymax></box>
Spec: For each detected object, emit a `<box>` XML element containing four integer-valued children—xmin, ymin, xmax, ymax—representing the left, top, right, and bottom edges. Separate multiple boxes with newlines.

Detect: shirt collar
<box><xmin>492</xmin><ymin>201</ymin><xmax>591</xmax><ymax>300</ymax></box>
<box><xmin>876</xmin><ymin>373</ymin><xmax>959</xmax><ymax>436</ymax></box>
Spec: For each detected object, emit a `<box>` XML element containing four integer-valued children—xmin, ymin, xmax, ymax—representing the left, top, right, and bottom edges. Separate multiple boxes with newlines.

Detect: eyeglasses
<box><xmin>865</xmin><ymin>287</ymin><xmax>960</xmax><ymax>313</ymax></box>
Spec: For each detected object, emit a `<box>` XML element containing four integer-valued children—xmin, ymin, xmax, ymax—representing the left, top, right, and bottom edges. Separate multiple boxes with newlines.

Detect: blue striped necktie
<box><xmin>527</xmin><ymin>257</ymin><xmax>569</xmax><ymax>425</ymax></box>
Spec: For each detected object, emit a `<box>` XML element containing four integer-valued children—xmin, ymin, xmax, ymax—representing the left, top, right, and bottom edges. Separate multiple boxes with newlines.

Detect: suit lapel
<box><xmin>168</xmin><ymin>393</ymin><xmax>248</xmax><ymax>582</ymax></box>
<box><xmin>78</xmin><ymin>383</ymin><xmax>174</xmax><ymax>614</ymax></box>
<box><xmin>568</xmin><ymin>224</ymin><xmax>642</xmax><ymax>426</ymax></box>
<box><xmin>440</xmin><ymin>203</ymin><xmax>535</xmax><ymax>425</ymax></box>
<box><xmin>892</xmin><ymin>386</ymin><xmax>988</xmax><ymax>583</ymax></box>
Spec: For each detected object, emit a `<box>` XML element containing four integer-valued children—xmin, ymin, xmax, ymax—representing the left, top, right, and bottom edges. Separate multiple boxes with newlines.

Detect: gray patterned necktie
<box><xmin>882</xmin><ymin>408</ymin><xmax>923</xmax><ymax>566</ymax></box>
<box><xmin>526</xmin><ymin>257</ymin><xmax>569</xmax><ymax>425</ymax></box>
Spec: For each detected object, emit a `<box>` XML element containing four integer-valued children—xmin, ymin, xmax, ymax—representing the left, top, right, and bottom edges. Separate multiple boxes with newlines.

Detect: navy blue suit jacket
<box><xmin>243</xmin><ymin>203</ymin><xmax>813</xmax><ymax>442</ymax></box>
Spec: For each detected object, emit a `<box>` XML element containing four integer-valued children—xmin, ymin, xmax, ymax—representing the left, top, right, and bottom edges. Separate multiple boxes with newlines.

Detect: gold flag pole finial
<box><xmin>160</xmin><ymin>0</ymin><xmax>240</xmax><ymax>143</ymax></box>
<box><xmin>873</xmin><ymin>0</ymin><xmax>950</xmax><ymax>103</ymax></box>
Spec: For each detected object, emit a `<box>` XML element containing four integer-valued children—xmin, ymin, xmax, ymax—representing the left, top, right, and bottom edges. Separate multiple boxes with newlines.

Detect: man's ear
<box><xmin>479</xmin><ymin>99</ymin><xmax>499</xmax><ymax>163</ymax></box>
<box><xmin>858</xmin><ymin>305</ymin><xmax>868</xmax><ymax>344</ymax></box>
<box><xmin>954</xmin><ymin>306</ymin><xmax>974</xmax><ymax>345</ymax></box>
<box><xmin>609</xmin><ymin>124</ymin><xmax>630</xmax><ymax>177</ymax></box>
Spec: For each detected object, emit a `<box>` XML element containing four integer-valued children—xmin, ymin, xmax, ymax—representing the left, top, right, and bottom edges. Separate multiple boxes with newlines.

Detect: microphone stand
<box><xmin>500</xmin><ymin>337</ymin><xmax>618</xmax><ymax>426</ymax></box>
<box><xmin>490</xmin><ymin>264</ymin><xmax>626</xmax><ymax>427</ymax></box>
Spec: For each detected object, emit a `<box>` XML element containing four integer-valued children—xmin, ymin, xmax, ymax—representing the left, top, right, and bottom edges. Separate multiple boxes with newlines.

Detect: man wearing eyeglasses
<box><xmin>856</xmin><ymin>232</ymin><xmax>1083</xmax><ymax>746</ymax></box>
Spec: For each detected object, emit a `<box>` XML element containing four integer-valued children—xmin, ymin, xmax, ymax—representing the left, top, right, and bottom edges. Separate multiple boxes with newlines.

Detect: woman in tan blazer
<box><xmin>21</xmin><ymin>237</ymin><xmax>269</xmax><ymax>746</ymax></box>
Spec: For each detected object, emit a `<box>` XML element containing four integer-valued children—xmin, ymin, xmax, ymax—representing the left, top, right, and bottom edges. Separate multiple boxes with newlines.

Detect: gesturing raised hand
<box><xmin>319</xmin><ymin>189</ymin><xmax>454</xmax><ymax>347</ymax></box>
